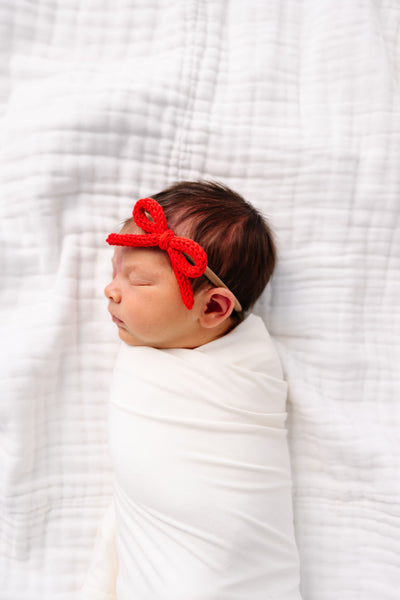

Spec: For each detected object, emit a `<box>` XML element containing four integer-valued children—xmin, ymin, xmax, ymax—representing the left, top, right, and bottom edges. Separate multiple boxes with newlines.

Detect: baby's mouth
<box><xmin>111</xmin><ymin>314</ymin><xmax>124</xmax><ymax>326</ymax></box>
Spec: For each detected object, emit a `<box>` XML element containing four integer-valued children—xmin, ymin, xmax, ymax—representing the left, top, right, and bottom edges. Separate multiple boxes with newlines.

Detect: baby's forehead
<box><xmin>120</xmin><ymin>221</ymin><xmax>142</xmax><ymax>235</ymax></box>
<box><xmin>111</xmin><ymin>243</ymin><xmax>172</xmax><ymax>271</ymax></box>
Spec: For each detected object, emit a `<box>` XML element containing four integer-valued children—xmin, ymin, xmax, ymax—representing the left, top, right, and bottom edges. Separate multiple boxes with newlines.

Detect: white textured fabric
<box><xmin>88</xmin><ymin>315</ymin><xmax>300</xmax><ymax>600</ymax></box>
<box><xmin>81</xmin><ymin>502</ymin><xmax>118</xmax><ymax>600</ymax></box>
<box><xmin>1</xmin><ymin>1</ymin><xmax>400</xmax><ymax>599</ymax></box>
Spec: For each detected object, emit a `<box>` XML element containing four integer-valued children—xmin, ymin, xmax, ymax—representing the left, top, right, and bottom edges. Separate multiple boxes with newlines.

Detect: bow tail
<box><xmin>170</xmin><ymin>262</ymin><xmax>194</xmax><ymax>310</ymax></box>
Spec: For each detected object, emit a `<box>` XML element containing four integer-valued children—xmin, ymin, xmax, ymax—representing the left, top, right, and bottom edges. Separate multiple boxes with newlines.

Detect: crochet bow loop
<box><xmin>167</xmin><ymin>239</ymin><xmax>207</xmax><ymax>278</ymax></box>
<box><xmin>133</xmin><ymin>197</ymin><xmax>168</xmax><ymax>234</ymax></box>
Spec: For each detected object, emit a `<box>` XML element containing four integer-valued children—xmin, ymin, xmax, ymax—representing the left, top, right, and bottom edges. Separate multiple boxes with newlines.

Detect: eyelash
<box><xmin>128</xmin><ymin>277</ymin><xmax>151</xmax><ymax>286</ymax></box>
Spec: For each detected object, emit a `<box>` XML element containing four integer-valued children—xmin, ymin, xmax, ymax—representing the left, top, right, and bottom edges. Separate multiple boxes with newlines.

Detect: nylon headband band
<box><xmin>182</xmin><ymin>254</ymin><xmax>242</xmax><ymax>313</ymax></box>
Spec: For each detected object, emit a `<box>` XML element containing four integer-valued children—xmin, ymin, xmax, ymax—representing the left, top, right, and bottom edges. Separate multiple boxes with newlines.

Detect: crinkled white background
<box><xmin>0</xmin><ymin>1</ymin><xmax>399</xmax><ymax>598</ymax></box>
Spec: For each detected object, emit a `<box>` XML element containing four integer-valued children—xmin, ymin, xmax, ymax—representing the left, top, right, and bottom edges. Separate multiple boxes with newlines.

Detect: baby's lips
<box><xmin>110</xmin><ymin>311</ymin><xmax>124</xmax><ymax>326</ymax></box>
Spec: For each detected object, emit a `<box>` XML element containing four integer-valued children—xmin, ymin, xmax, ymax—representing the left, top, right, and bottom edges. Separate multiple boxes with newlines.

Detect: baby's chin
<box><xmin>117</xmin><ymin>327</ymin><xmax>158</xmax><ymax>348</ymax></box>
<box><xmin>117</xmin><ymin>328</ymin><xmax>141</xmax><ymax>346</ymax></box>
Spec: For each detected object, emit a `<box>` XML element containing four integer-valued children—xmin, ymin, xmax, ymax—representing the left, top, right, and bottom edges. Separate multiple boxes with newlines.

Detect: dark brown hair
<box><xmin>148</xmin><ymin>181</ymin><xmax>276</xmax><ymax>320</ymax></box>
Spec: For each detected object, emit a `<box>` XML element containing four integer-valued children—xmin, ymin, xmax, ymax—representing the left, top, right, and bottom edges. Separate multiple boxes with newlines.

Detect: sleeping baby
<box><xmin>82</xmin><ymin>180</ymin><xmax>302</xmax><ymax>600</ymax></box>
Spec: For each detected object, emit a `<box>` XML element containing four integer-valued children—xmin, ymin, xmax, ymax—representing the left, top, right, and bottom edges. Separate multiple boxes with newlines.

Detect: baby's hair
<box><xmin>124</xmin><ymin>180</ymin><xmax>276</xmax><ymax>322</ymax></box>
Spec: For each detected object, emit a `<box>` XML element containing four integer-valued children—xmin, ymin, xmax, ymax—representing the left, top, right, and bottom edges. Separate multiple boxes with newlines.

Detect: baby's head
<box><xmin>104</xmin><ymin>180</ymin><xmax>276</xmax><ymax>349</ymax></box>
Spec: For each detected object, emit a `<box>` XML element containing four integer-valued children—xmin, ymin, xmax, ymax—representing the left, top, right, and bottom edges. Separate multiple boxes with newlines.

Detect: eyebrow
<box><xmin>111</xmin><ymin>255</ymin><xmax>151</xmax><ymax>275</ymax></box>
<box><xmin>112</xmin><ymin>257</ymin><xmax>138</xmax><ymax>269</ymax></box>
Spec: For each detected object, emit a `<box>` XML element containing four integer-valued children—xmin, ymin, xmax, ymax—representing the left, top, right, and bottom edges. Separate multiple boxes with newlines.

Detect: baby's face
<box><xmin>104</xmin><ymin>242</ymin><xmax>206</xmax><ymax>349</ymax></box>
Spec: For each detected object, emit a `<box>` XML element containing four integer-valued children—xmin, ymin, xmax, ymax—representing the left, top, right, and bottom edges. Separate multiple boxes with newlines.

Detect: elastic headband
<box><xmin>106</xmin><ymin>197</ymin><xmax>242</xmax><ymax>312</ymax></box>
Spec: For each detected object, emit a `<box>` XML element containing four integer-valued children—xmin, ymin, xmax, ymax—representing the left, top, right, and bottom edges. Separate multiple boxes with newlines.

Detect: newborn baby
<box><xmin>82</xmin><ymin>181</ymin><xmax>302</xmax><ymax>600</ymax></box>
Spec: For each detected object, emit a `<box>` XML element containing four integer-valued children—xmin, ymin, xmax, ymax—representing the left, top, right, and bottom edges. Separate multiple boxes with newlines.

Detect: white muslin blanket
<box><xmin>83</xmin><ymin>315</ymin><xmax>301</xmax><ymax>600</ymax></box>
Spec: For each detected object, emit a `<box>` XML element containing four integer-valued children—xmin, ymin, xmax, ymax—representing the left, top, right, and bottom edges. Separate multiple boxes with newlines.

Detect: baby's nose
<box><xmin>104</xmin><ymin>281</ymin><xmax>121</xmax><ymax>303</ymax></box>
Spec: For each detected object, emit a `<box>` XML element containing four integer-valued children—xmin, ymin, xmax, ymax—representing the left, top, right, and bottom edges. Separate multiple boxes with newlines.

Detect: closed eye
<box><xmin>128</xmin><ymin>277</ymin><xmax>153</xmax><ymax>286</ymax></box>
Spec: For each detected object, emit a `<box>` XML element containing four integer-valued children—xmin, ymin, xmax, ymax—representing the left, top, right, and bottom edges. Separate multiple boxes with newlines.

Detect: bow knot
<box><xmin>158</xmin><ymin>229</ymin><xmax>175</xmax><ymax>251</ymax></box>
<box><xmin>106</xmin><ymin>197</ymin><xmax>208</xmax><ymax>309</ymax></box>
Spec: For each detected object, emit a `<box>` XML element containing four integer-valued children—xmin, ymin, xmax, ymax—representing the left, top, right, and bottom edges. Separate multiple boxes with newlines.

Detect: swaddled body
<box><xmin>110</xmin><ymin>315</ymin><xmax>301</xmax><ymax>599</ymax></box>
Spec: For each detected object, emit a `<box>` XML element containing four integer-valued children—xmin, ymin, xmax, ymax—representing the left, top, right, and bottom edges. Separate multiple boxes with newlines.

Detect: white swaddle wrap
<box><xmin>84</xmin><ymin>314</ymin><xmax>302</xmax><ymax>599</ymax></box>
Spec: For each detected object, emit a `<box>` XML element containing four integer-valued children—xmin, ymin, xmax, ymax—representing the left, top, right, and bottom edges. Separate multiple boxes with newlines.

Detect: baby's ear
<box><xmin>199</xmin><ymin>288</ymin><xmax>235</xmax><ymax>329</ymax></box>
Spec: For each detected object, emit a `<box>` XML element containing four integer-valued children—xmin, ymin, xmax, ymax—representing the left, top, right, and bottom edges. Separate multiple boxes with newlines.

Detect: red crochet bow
<box><xmin>106</xmin><ymin>197</ymin><xmax>208</xmax><ymax>309</ymax></box>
